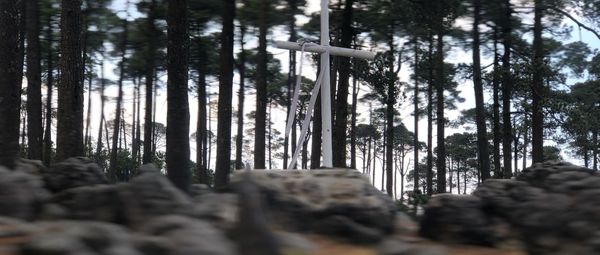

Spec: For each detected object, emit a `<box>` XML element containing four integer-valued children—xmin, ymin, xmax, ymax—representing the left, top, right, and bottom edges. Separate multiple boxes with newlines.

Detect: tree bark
<box><xmin>108</xmin><ymin>16</ymin><xmax>128</xmax><ymax>183</ymax></box>
<box><xmin>235</xmin><ymin>25</ymin><xmax>246</xmax><ymax>170</ymax></box>
<box><xmin>196</xmin><ymin>47</ymin><xmax>209</xmax><ymax>184</ymax></box>
<box><xmin>254</xmin><ymin>0</ymin><xmax>269</xmax><ymax>169</ymax></box>
<box><xmin>95</xmin><ymin>55</ymin><xmax>106</xmax><ymax>162</ymax></box>
<box><xmin>435</xmin><ymin>31</ymin><xmax>446</xmax><ymax>193</ymax></box>
<box><xmin>0</xmin><ymin>1</ymin><xmax>22</xmax><ymax>168</ymax></box>
<box><xmin>26</xmin><ymin>0</ymin><xmax>43</xmax><ymax>160</ymax></box>
<box><xmin>473</xmin><ymin>0</ymin><xmax>491</xmax><ymax>180</ymax></box>
<box><xmin>350</xmin><ymin>73</ymin><xmax>358</xmax><ymax>169</ymax></box>
<box><xmin>43</xmin><ymin>16</ymin><xmax>54</xmax><ymax>166</ymax></box>
<box><xmin>426</xmin><ymin>33</ymin><xmax>434</xmax><ymax>195</ymax></box>
<box><xmin>502</xmin><ymin>0</ymin><xmax>513</xmax><ymax>178</ymax></box>
<box><xmin>143</xmin><ymin>0</ymin><xmax>158</xmax><ymax>165</ymax></box>
<box><xmin>166</xmin><ymin>0</ymin><xmax>191</xmax><ymax>192</ymax></box>
<box><xmin>333</xmin><ymin>0</ymin><xmax>354</xmax><ymax>168</ymax></box>
<box><xmin>492</xmin><ymin>28</ymin><xmax>501</xmax><ymax>176</ymax></box>
<box><xmin>413</xmin><ymin>39</ymin><xmax>420</xmax><ymax>192</ymax></box>
<box><xmin>56</xmin><ymin>0</ymin><xmax>84</xmax><ymax>161</ymax></box>
<box><xmin>215</xmin><ymin>0</ymin><xmax>235</xmax><ymax>188</ymax></box>
<box><xmin>531</xmin><ymin>0</ymin><xmax>544</xmax><ymax>163</ymax></box>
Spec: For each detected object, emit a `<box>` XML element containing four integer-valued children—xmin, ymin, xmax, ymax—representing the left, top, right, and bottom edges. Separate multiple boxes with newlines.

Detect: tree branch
<box><xmin>547</xmin><ymin>6</ymin><xmax>600</xmax><ymax>41</ymax></box>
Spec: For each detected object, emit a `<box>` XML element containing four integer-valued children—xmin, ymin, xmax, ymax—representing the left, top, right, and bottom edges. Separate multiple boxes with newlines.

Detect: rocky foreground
<box><xmin>0</xmin><ymin>158</ymin><xmax>597</xmax><ymax>254</ymax></box>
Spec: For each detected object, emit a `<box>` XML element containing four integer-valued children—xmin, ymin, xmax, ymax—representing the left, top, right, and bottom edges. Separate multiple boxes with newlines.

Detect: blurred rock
<box><xmin>20</xmin><ymin>221</ymin><xmax>141</xmax><ymax>255</ymax></box>
<box><xmin>378</xmin><ymin>239</ymin><xmax>448</xmax><ymax>255</ymax></box>
<box><xmin>43</xmin><ymin>157</ymin><xmax>108</xmax><ymax>192</ymax></box>
<box><xmin>229</xmin><ymin>169</ymin><xmax>396</xmax><ymax>244</ymax></box>
<box><xmin>420</xmin><ymin>161</ymin><xmax>600</xmax><ymax>254</ymax></box>
<box><xmin>192</xmin><ymin>193</ymin><xmax>238</xmax><ymax>231</ymax></box>
<box><xmin>141</xmin><ymin>215</ymin><xmax>237</xmax><ymax>255</ymax></box>
<box><xmin>0</xmin><ymin>167</ymin><xmax>50</xmax><ymax>220</ymax></box>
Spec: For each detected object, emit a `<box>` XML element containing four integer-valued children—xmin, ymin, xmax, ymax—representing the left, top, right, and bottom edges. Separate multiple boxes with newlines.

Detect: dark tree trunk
<box><xmin>43</xmin><ymin>17</ymin><xmax>54</xmax><ymax>166</ymax></box>
<box><xmin>311</xmin><ymin>77</ymin><xmax>322</xmax><ymax>169</ymax></box>
<box><xmin>235</xmin><ymin>25</ymin><xmax>246</xmax><ymax>170</ymax></box>
<box><xmin>0</xmin><ymin>1</ymin><xmax>22</xmax><ymax>168</ymax></box>
<box><xmin>108</xmin><ymin>17</ymin><xmax>128</xmax><ymax>183</ymax></box>
<box><xmin>166</xmin><ymin>0</ymin><xmax>191</xmax><ymax>192</ymax></box>
<box><xmin>26</xmin><ymin>0</ymin><xmax>43</xmax><ymax>160</ymax></box>
<box><xmin>426</xmin><ymin>33</ymin><xmax>434</xmax><ymax>195</ymax></box>
<box><xmin>350</xmin><ymin>73</ymin><xmax>358</xmax><ymax>169</ymax></box>
<box><xmin>522</xmin><ymin>118</ymin><xmax>528</xmax><ymax>169</ymax></box>
<box><xmin>143</xmin><ymin>0</ymin><xmax>158</xmax><ymax>164</ymax></box>
<box><xmin>196</xmin><ymin>47</ymin><xmax>209</xmax><ymax>185</ymax></box>
<box><xmin>473</xmin><ymin>0</ymin><xmax>491</xmax><ymax>180</ymax></box>
<box><xmin>531</xmin><ymin>0</ymin><xmax>544</xmax><ymax>163</ymax></box>
<box><xmin>593</xmin><ymin>130</ymin><xmax>598</xmax><ymax>171</ymax></box>
<box><xmin>84</xmin><ymin>72</ymin><xmax>92</xmax><ymax>156</ymax></box>
<box><xmin>284</xmin><ymin>0</ymin><xmax>298</xmax><ymax>169</ymax></box>
<box><xmin>95</xmin><ymin>56</ymin><xmax>106</xmax><ymax>162</ymax></box>
<box><xmin>492</xmin><ymin>28</ymin><xmax>501</xmax><ymax>176</ymax></box>
<box><xmin>333</xmin><ymin>0</ymin><xmax>354</xmax><ymax>168</ymax></box>
<box><xmin>214</xmin><ymin>0</ymin><xmax>235</xmax><ymax>188</ymax></box>
<box><xmin>385</xmin><ymin>41</ymin><xmax>396</xmax><ymax>197</ymax></box>
<box><xmin>435</xmin><ymin>31</ymin><xmax>446</xmax><ymax>193</ymax></box>
<box><xmin>254</xmin><ymin>0</ymin><xmax>269</xmax><ymax>169</ymax></box>
<box><xmin>413</xmin><ymin>39</ymin><xmax>420</xmax><ymax>192</ymax></box>
<box><xmin>56</xmin><ymin>0</ymin><xmax>84</xmax><ymax>161</ymax></box>
<box><xmin>501</xmin><ymin>0</ymin><xmax>513</xmax><ymax>178</ymax></box>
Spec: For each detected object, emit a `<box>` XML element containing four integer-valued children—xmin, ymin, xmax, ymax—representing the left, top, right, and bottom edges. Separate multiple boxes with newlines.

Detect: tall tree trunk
<box><xmin>43</xmin><ymin>17</ymin><xmax>55</xmax><ymax>166</ymax></box>
<box><xmin>131</xmin><ymin>80</ymin><xmax>138</xmax><ymax>165</ymax></box>
<box><xmin>56</xmin><ymin>0</ymin><xmax>84</xmax><ymax>161</ymax></box>
<box><xmin>311</xmin><ymin>75</ymin><xmax>322</xmax><ymax>169</ymax></box>
<box><xmin>413</xmin><ymin>39</ymin><xmax>420</xmax><ymax>192</ymax></box>
<box><xmin>235</xmin><ymin>25</ymin><xmax>246</xmax><ymax>170</ymax></box>
<box><xmin>332</xmin><ymin>0</ymin><xmax>354</xmax><ymax>168</ymax></box>
<box><xmin>215</xmin><ymin>0</ymin><xmax>235</xmax><ymax>188</ymax></box>
<box><xmin>254</xmin><ymin>0</ymin><xmax>268</xmax><ymax>169</ymax></box>
<box><xmin>95</xmin><ymin>55</ymin><xmax>106</xmax><ymax>162</ymax></box>
<box><xmin>143</xmin><ymin>0</ymin><xmax>158</xmax><ymax>165</ymax></box>
<box><xmin>492</xmin><ymin>28</ymin><xmax>501</xmax><ymax>176</ymax></box>
<box><xmin>108</xmin><ymin>16</ymin><xmax>128</xmax><ymax>183</ymax></box>
<box><xmin>196</xmin><ymin>46</ymin><xmax>209</xmax><ymax>185</ymax></box>
<box><xmin>284</xmin><ymin>0</ymin><xmax>298</xmax><ymax>169</ymax></box>
<box><xmin>502</xmin><ymin>0</ymin><xmax>513</xmax><ymax>178</ymax></box>
<box><xmin>350</xmin><ymin>74</ymin><xmax>358</xmax><ymax>169</ymax></box>
<box><xmin>523</xmin><ymin>118</ymin><xmax>528</xmax><ymax>169</ymax></box>
<box><xmin>268</xmin><ymin>103</ymin><xmax>272</xmax><ymax>169</ymax></box>
<box><xmin>435</xmin><ymin>31</ymin><xmax>446</xmax><ymax>193</ymax></box>
<box><xmin>531</xmin><ymin>0</ymin><xmax>544</xmax><ymax>163</ymax></box>
<box><xmin>166</xmin><ymin>0</ymin><xmax>191</xmax><ymax>192</ymax></box>
<box><xmin>26</xmin><ymin>0</ymin><xmax>43</xmax><ymax>160</ymax></box>
<box><xmin>473</xmin><ymin>0</ymin><xmax>491</xmax><ymax>180</ymax></box>
<box><xmin>593</xmin><ymin>130</ymin><xmax>598</xmax><ymax>171</ymax></box>
<box><xmin>385</xmin><ymin>43</ymin><xmax>396</xmax><ymax>197</ymax></box>
<box><xmin>426</xmin><ymin>33</ymin><xmax>434</xmax><ymax>195</ymax></box>
<box><xmin>0</xmin><ymin>0</ymin><xmax>22</xmax><ymax>168</ymax></box>
<box><xmin>84</xmin><ymin>72</ymin><xmax>92</xmax><ymax>156</ymax></box>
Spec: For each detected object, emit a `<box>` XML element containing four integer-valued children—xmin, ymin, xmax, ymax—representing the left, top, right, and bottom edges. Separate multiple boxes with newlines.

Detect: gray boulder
<box><xmin>0</xmin><ymin>167</ymin><xmax>50</xmax><ymax>220</ymax></box>
<box><xmin>229</xmin><ymin>169</ymin><xmax>396</xmax><ymax>243</ymax></box>
<box><xmin>43</xmin><ymin>157</ymin><xmax>108</xmax><ymax>192</ymax></box>
<box><xmin>141</xmin><ymin>215</ymin><xmax>237</xmax><ymax>255</ymax></box>
<box><xmin>20</xmin><ymin>221</ymin><xmax>141</xmax><ymax>255</ymax></box>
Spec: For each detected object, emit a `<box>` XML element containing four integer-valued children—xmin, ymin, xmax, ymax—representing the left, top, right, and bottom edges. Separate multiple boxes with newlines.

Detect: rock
<box><xmin>274</xmin><ymin>231</ymin><xmax>315</xmax><ymax>254</ymax></box>
<box><xmin>141</xmin><ymin>215</ymin><xmax>237</xmax><ymax>255</ymax></box>
<box><xmin>20</xmin><ymin>221</ymin><xmax>141</xmax><ymax>255</ymax></box>
<box><xmin>192</xmin><ymin>193</ymin><xmax>238</xmax><ymax>231</ymax></box>
<box><xmin>15</xmin><ymin>158</ymin><xmax>45</xmax><ymax>175</ymax></box>
<box><xmin>420</xmin><ymin>161</ymin><xmax>600</xmax><ymax>254</ymax></box>
<box><xmin>229</xmin><ymin>169</ymin><xmax>395</xmax><ymax>243</ymax></box>
<box><xmin>378</xmin><ymin>239</ymin><xmax>448</xmax><ymax>255</ymax></box>
<box><xmin>420</xmin><ymin>194</ymin><xmax>498</xmax><ymax>246</ymax></box>
<box><xmin>52</xmin><ymin>184</ymin><xmax>126</xmax><ymax>223</ymax></box>
<box><xmin>393</xmin><ymin>212</ymin><xmax>418</xmax><ymax>235</ymax></box>
<box><xmin>43</xmin><ymin>157</ymin><xmax>108</xmax><ymax>192</ymax></box>
<box><xmin>121</xmin><ymin>167</ymin><xmax>194</xmax><ymax>228</ymax></box>
<box><xmin>53</xmin><ymin>168</ymin><xmax>195</xmax><ymax>227</ymax></box>
<box><xmin>0</xmin><ymin>167</ymin><xmax>50</xmax><ymax>220</ymax></box>
<box><xmin>190</xmin><ymin>184</ymin><xmax>212</xmax><ymax>198</ymax></box>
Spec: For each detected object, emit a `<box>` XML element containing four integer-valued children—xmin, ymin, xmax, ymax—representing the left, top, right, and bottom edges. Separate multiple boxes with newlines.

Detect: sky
<box><xmin>45</xmin><ymin>0</ymin><xmax>600</xmax><ymax>196</ymax></box>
